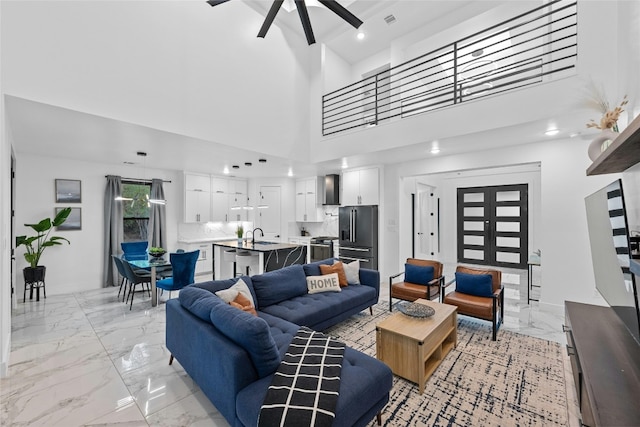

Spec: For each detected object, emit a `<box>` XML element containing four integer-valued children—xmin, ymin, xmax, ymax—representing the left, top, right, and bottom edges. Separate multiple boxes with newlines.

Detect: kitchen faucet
<box><xmin>250</xmin><ymin>227</ymin><xmax>264</xmax><ymax>245</ymax></box>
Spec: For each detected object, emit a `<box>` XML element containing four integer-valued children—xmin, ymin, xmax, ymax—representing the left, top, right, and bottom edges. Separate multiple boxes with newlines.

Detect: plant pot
<box><xmin>23</xmin><ymin>266</ymin><xmax>46</xmax><ymax>302</ymax></box>
<box><xmin>24</xmin><ymin>265</ymin><xmax>46</xmax><ymax>283</ymax></box>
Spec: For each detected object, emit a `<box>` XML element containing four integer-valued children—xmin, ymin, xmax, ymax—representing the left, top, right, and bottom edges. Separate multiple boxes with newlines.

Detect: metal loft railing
<box><xmin>321</xmin><ymin>0</ymin><xmax>578</xmax><ymax>136</ymax></box>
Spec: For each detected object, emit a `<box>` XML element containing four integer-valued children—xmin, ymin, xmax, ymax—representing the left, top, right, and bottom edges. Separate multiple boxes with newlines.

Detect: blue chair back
<box><xmin>120</xmin><ymin>259</ymin><xmax>149</xmax><ymax>284</ymax></box>
<box><xmin>170</xmin><ymin>250</ymin><xmax>200</xmax><ymax>288</ymax></box>
<box><xmin>112</xmin><ymin>255</ymin><xmax>127</xmax><ymax>278</ymax></box>
<box><xmin>121</xmin><ymin>241</ymin><xmax>148</xmax><ymax>260</ymax></box>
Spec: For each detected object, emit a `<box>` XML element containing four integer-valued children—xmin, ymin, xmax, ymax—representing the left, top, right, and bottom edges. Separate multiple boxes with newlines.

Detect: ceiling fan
<box><xmin>207</xmin><ymin>0</ymin><xmax>363</xmax><ymax>45</ymax></box>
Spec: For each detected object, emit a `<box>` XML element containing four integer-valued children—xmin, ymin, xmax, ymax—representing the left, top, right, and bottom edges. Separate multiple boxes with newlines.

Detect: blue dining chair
<box><xmin>121</xmin><ymin>241</ymin><xmax>148</xmax><ymax>260</ymax></box>
<box><xmin>156</xmin><ymin>250</ymin><xmax>200</xmax><ymax>299</ymax></box>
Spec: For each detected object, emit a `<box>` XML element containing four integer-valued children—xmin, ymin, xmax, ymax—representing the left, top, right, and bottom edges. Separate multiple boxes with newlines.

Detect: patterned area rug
<box><xmin>324</xmin><ymin>302</ymin><xmax>568</xmax><ymax>426</ymax></box>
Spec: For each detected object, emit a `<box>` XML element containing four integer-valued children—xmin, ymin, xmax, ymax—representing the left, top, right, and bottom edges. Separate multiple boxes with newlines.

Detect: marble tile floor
<box><xmin>1</xmin><ymin>266</ymin><xmax>579</xmax><ymax>426</ymax></box>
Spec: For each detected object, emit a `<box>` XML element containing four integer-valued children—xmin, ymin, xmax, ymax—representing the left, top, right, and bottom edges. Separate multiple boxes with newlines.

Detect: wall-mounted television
<box><xmin>585</xmin><ymin>179</ymin><xmax>640</xmax><ymax>344</ymax></box>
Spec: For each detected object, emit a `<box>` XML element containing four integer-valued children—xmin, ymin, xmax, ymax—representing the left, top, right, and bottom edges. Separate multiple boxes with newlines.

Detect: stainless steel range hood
<box><xmin>323</xmin><ymin>174</ymin><xmax>340</xmax><ymax>205</ymax></box>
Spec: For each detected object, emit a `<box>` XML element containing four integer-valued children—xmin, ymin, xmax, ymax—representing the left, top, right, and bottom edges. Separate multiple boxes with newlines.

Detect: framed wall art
<box><xmin>56</xmin><ymin>207</ymin><xmax>81</xmax><ymax>230</ymax></box>
<box><xmin>55</xmin><ymin>179</ymin><xmax>81</xmax><ymax>203</ymax></box>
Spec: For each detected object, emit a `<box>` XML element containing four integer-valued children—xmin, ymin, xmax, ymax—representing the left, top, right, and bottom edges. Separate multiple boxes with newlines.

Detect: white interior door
<box><xmin>258</xmin><ymin>186</ymin><xmax>281</xmax><ymax>241</ymax></box>
<box><xmin>415</xmin><ymin>184</ymin><xmax>438</xmax><ymax>260</ymax></box>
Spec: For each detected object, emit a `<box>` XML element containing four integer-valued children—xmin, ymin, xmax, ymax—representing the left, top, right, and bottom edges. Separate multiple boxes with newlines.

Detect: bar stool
<box><xmin>236</xmin><ymin>251</ymin><xmax>259</xmax><ymax>276</ymax></box>
<box><xmin>223</xmin><ymin>249</ymin><xmax>237</xmax><ymax>277</ymax></box>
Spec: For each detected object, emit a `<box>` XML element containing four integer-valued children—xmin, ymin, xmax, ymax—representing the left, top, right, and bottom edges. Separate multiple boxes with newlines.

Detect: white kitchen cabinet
<box><xmin>295</xmin><ymin>177</ymin><xmax>322</xmax><ymax>222</ymax></box>
<box><xmin>341</xmin><ymin>167</ymin><xmax>379</xmax><ymax>205</ymax></box>
<box><xmin>184</xmin><ymin>173</ymin><xmax>211</xmax><ymax>223</ymax></box>
<box><xmin>184</xmin><ymin>242</ymin><xmax>213</xmax><ymax>278</ymax></box>
<box><xmin>211</xmin><ymin>177</ymin><xmax>228</xmax><ymax>222</ymax></box>
<box><xmin>183</xmin><ymin>173</ymin><xmax>248</xmax><ymax>223</ymax></box>
<box><xmin>227</xmin><ymin>178</ymin><xmax>248</xmax><ymax>222</ymax></box>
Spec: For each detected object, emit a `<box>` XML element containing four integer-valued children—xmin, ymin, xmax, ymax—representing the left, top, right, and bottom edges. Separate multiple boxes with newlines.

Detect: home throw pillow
<box><xmin>342</xmin><ymin>260</ymin><xmax>360</xmax><ymax>285</ymax></box>
<box><xmin>215</xmin><ymin>278</ymin><xmax>256</xmax><ymax>307</ymax></box>
<box><xmin>306</xmin><ymin>273</ymin><xmax>342</xmax><ymax>294</ymax></box>
<box><xmin>230</xmin><ymin>292</ymin><xmax>258</xmax><ymax>316</ymax></box>
<box><xmin>319</xmin><ymin>261</ymin><xmax>348</xmax><ymax>287</ymax></box>
<box><xmin>405</xmin><ymin>263</ymin><xmax>434</xmax><ymax>285</ymax></box>
<box><xmin>455</xmin><ymin>272</ymin><xmax>494</xmax><ymax>297</ymax></box>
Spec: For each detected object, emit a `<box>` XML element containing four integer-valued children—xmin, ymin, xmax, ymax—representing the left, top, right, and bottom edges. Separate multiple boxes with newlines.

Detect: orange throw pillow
<box><xmin>230</xmin><ymin>292</ymin><xmax>257</xmax><ymax>316</ymax></box>
<box><xmin>320</xmin><ymin>262</ymin><xmax>348</xmax><ymax>287</ymax></box>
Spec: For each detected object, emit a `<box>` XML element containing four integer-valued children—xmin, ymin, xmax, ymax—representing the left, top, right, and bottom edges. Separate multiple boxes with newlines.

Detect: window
<box><xmin>122</xmin><ymin>182</ymin><xmax>150</xmax><ymax>242</ymax></box>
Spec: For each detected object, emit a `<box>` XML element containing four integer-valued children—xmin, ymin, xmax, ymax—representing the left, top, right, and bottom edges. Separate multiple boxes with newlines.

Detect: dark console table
<box><xmin>564</xmin><ymin>301</ymin><xmax>640</xmax><ymax>426</ymax></box>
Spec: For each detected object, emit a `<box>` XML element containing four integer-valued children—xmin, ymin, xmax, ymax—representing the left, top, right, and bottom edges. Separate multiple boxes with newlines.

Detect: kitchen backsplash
<box><xmin>178</xmin><ymin>221</ymin><xmax>253</xmax><ymax>241</ymax></box>
<box><xmin>288</xmin><ymin>206</ymin><xmax>339</xmax><ymax>238</ymax></box>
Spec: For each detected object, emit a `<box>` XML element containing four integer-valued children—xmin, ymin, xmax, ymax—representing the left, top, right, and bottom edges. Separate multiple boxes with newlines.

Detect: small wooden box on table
<box><xmin>376</xmin><ymin>299</ymin><xmax>457</xmax><ymax>394</ymax></box>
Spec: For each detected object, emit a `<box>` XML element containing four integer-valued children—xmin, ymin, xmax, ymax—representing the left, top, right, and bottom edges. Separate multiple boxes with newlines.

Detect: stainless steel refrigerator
<box><xmin>339</xmin><ymin>205</ymin><xmax>378</xmax><ymax>270</ymax></box>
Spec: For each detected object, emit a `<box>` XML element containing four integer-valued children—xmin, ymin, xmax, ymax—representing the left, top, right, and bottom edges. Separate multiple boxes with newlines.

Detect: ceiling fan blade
<box><xmin>295</xmin><ymin>0</ymin><xmax>316</xmax><ymax>45</ymax></box>
<box><xmin>318</xmin><ymin>0</ymin><xmax>363</xmax><ymax>29</ymax></box>
<box><xmin>258</xmin><ymin>0</ymin><xmax>284</xmax><ymax>38</ymax></box>
<box><xmin>206</xmin><ymin>0</ymin><xmax>231</xmax><ymax>6</ymax></box>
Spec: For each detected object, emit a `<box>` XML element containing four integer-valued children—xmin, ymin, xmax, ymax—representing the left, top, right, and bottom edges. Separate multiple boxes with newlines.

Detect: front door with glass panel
<box><xmin>457</xmin><ymin>184</ymin><xmax>528</xmax><ymax>269</ymax></box>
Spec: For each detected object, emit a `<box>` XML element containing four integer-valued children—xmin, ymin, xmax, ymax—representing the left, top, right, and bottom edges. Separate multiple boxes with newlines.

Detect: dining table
<box><xmin>122</xmin><ymin>255</ymin><xmax>169</xmax><ymax>307</ymax></box>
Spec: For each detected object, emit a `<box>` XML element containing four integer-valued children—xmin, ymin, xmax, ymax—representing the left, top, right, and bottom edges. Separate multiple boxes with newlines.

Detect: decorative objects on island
<box><xmin>15</xmin><ymin>207</ymin><xmax>72</xmax><ymax>301</ymax></box>
<box><xmin>584</xmin><ymin>81</ymin><xmax>629</xmax><ymax>161</ymax></box>
<box><xmin>236</xmin><ymin>224</ymin><xmax>244</xmax><ymax>245</ymax></box>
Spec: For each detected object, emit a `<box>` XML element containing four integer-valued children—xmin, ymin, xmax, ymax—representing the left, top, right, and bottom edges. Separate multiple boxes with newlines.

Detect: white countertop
<box><xmin>178</xmin><ymin>236</ymin><xmax>236</xmax><ymax>244</ymax></box>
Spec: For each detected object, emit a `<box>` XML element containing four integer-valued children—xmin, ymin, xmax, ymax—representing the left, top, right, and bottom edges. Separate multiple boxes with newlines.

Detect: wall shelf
<box><xmin>587</xmin><ymin>113</ymin><xmax>640</xmax><ymax>176</ymax></box>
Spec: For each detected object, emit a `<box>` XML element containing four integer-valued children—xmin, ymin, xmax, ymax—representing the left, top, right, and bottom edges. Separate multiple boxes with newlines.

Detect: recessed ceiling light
<box><xmin>245</xmin><ymin>162</ymin><xmax>252</xmax><ymax>166</ymax></box>
<box><xmin>223</xmin><ymin>166</ymin><xmax>230</xmax><ymax>174</ymax></box>
<box><xmin>287</xmin><ymin>168</ymin><xmax>293</xmax><ymax>177</ymax></box>
<box><xmin>357</xmin><ymin>32</ymin><xmax>365</xmax><ymax>40</ymax></box>
<box><xmin>259</xmin><ymin>158</ymin><xmax>267</xmax><ymax>163</ymax></box>
<box><xmin>545</xmin><ymin>128</ymin><xmax>560</xmax><ymax>136</ymax></box>
<box><xmin>232</xmin><ymin>165</ymin><xmax>240</xmax><ymax>169</ymax></box>
<box><xmin>431</xmin><ymin>147</ymin><xmax>441</xmax><ymax>154</ymax></box>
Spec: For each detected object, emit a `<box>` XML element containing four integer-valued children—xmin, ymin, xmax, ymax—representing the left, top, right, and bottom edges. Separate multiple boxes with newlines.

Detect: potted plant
<box><xmin>16</xmin><ymin>207</ymin><xmax>72</xmax><ymax>286</ymax></box>
<box><xmin>236</xmin><ymin>224</ymin><xmax>244</xmax><ymax>245</ymax></box>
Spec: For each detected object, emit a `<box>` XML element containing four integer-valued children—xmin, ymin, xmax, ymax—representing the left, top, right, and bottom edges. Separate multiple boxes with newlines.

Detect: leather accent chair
<box><xmin>389</xmin><ymin>258</ymin><xmax>444</xmax><ymax>311</ymax></box>
<box><xmin>441</xmin><ymin>266</ymin><xmax>504</xmax><ymax>341</ymax></box>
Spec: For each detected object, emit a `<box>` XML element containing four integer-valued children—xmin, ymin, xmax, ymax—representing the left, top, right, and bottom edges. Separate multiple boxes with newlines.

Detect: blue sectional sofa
<box><xmin>165</xmin><ymin>259</ymin><xmax>393</xmax><ymax>427</ymax></box>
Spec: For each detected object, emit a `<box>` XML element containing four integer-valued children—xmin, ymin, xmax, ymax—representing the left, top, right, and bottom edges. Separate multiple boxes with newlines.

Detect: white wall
<box><xmin>0</xmin><ymin>0</ymin><xmax>12</xmax><ymax>377</ymax></box>
<box><xmin>14</xmin><ymin>154</ymin><xmax>181</xmax><ymax>297</ymax></box>
<box><xmin>1</xmin><ymin>1</ymin><xmax>311</xmax><ymax>162</ymax></box>
<box><xmin>383</xmin><ymin>136</ymin><xmax>618</xmax><ymax>310</ymax></box>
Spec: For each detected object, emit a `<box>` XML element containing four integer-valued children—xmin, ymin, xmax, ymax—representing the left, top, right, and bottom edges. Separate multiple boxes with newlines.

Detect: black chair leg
<box><xmin>129</xmin><ymin>284</ymin><xmax>135</xmax><ymax>310</ymax></box>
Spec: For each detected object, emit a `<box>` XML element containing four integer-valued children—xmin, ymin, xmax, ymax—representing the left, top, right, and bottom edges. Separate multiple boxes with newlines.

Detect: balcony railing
<box><xmin>322</xmin><ymin>0</ymin><xmax>577</xmax><ymax>136</ymax></box>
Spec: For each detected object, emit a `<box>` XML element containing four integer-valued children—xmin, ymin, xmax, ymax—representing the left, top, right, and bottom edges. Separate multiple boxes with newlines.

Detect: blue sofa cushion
<box><xmin>260</xmin><ymin>284</ymin><xmax>376</xmax><ymax>330</ymax></box>
<box><xmin>209</xmin><ymin>300</ymin><xmax>281</xmax><ymax>378</ymax></box>
<box><xmin>303</xmin><ymin>258</ymin><xmax>336</xmax><ymax>277</ymax></box>
<box><xmin>405</xmin><ymin>263</ymin><xmax>434</xmax><ymax>285</ymax></box>
<box><xmin>193</xmin><ymin>276</ymin><xmax>257</xmax><ymax>305</ymax></box>
<box><xmin>252</xmin><ymin>264</ymin><xmax>308</xmax><ymax>309</ymax></box>
<box><xmin>455</xmin><ymin>272</ymin><xmax>494</xmax><ymax>297</ymax></box>
<box><xmin>179</xmin><ymin>286</ymin><xmax>225</xmax><ymax>322</ymax></box>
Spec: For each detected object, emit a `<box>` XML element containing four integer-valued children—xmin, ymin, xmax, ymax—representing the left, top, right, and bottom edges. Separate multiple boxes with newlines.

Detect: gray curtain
<box><xmin>103</xmin><ymin>175</ymin><xmax>123</xmax><ymax>287</ymax></box>
<box><xmin>148</xmin><ymin>179</ymin><xmax>167</xmax><ymax>249</ymax></box>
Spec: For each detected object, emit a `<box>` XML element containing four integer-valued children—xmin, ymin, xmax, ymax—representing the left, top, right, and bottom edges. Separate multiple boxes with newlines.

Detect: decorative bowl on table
<box><xmin>148</xmin><ymin>248</ymin><xmax>166</xmax><ymax>258</ymax></box>
<box><xmin>397</xmin><ymin>301</ymin><xmax>435</xmax><ymax>318</ymax></box>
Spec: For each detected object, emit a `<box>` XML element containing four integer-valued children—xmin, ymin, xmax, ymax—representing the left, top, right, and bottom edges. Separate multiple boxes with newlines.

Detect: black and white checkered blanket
<box><xmin>258</xmin><ymin>327</ymin><xmax>345</xmax><ymax>427</ymax></box>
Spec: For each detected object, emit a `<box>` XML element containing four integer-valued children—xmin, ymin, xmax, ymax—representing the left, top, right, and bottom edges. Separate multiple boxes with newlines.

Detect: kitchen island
<box><xmin>212</xmin><ymin>240</ymin><xmax>308</xmax><ymax>279</ymax></box>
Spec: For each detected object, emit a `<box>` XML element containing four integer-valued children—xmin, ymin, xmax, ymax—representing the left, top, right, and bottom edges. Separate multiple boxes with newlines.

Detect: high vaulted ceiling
<box><xmin>3</xmin><ymin>0</ymin><xmax>599</xmax><ymax>178</ymax></box>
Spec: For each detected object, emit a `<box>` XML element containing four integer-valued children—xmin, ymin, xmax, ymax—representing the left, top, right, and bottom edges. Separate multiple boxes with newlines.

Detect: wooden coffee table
<box><xmin>376</xmin><ymin>299</ymin><xmax>457</xmax><ymax>394</ymax></box>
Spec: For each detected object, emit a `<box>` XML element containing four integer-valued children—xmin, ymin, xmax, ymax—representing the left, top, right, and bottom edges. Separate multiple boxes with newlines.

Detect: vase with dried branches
<box><xmin>584</xmin><ymin>82</ymin><xmax>628</xmax><ymax>161</ymax></box>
